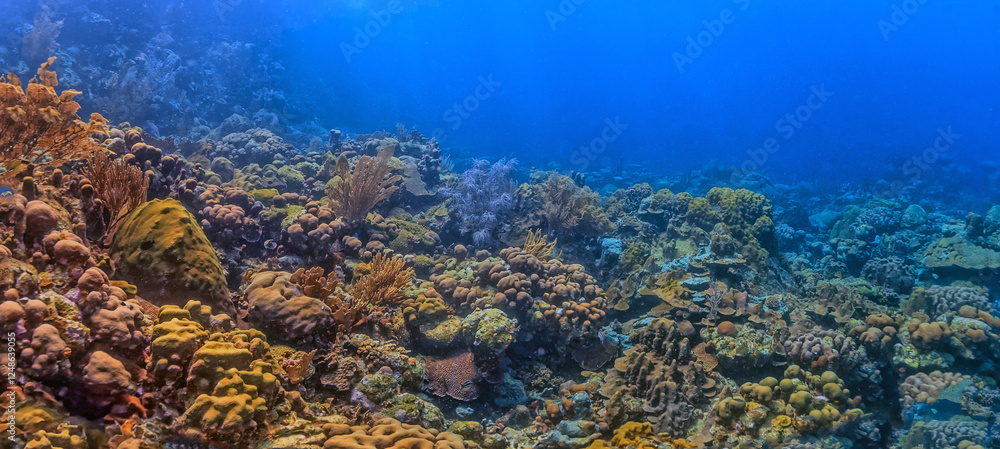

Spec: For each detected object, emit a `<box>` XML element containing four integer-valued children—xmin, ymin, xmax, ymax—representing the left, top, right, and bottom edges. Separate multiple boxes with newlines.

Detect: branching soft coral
<box><xmin>0</xmin><ymin>57</ymin><xmax>108</xmax><ymax>175</ymax></box>
<box><xmin>535</xmin><ymin>173</ymin><xmax>614</xmax><ymax>238</ymax></box>
<box><xmin>21</xmin><ymin>12</ymin><xmax>63</xmax><ymax>66</ymax></box>
<box><xmin>325</xmin><ymin>144</ymin><xmax>401</xmax><ymax>223</ymax></box>
<box><xmin>441</xmin><ymin>158</ymin><xmax>517</xmax><ymax>246</ymax></box>
<box><xmin>351</xmin><ymin>252</ymin><xmax>414</xmax><ymax>306</ymax></box>
<box><xmin>85</xmin><ymin>151</ymin><xmax>149</xmax><ymax>243</ymax></box>
<box><xmin>522</xmin><ymin>228</ymin><xmax>557</xmax><ymax>260</ymax></box>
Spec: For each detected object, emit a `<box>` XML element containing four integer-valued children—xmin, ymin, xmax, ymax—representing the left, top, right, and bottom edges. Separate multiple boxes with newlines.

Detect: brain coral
<box><xmin>110</xmin><ymin>199</ymin><xmax>233</xmax><ymax>316</ymax></box>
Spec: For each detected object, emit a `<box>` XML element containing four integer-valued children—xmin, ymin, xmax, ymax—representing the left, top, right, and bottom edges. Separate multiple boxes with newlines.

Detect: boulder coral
<box><xmin>321</xmin><ymin>418</ymin><xmax>466</xmax><ymax>449</ymax></box>
<box><xmin>110</xmin><ymin>199</ymin><xmax>233</xmax><ymax>316</ymax></box>
<box><xmin>244</xmin><ymin>270</ymin><xmax>335</xmax><ymax>343</ymax></box>
<box><xmin>600</xmin><ymin>318</ymin><xmax>720</xmax><ymax>438</ymax></box>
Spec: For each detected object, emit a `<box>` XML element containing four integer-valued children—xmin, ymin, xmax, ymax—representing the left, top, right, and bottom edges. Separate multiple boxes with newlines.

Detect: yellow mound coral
<box><xmin>110</xmin><ymin>199</ymin><xmax>233</xmax><ymax>316</ymax></box>
<box><xmin>772</xmin><ymin>415</ymin><xmax>792</xmax><ymax>428</ymax></box>
<box><xmin>610</xmin><ymin>422</ymin><xmax>657</xmax><ymax>448</ymax></box>
<box><xmin>186</xmin><ymin>340</ymin><xmax>257</xmax><ymax>394</ymax></box>
<box><xmin>24</xmin><ymin>425</ymin><xmax>89</xmax><ymax>449</ymax></box>
<box><xmin>149</xmin><ymin>316</ymin><xmax>209</xmax><ymax>384</ymax></box>
<box><xmin>587</xmin><ymin>421</ymin><xmax>698</xmax><ymax>449</ymax></box>
<box><xmin>322</xmin><ymin>417</ymin><xmax>466</xmax><ymax>449</ymax></box>
<box><xmin>175</xmin><ymin>368</ymin><xmax>269</xmax><ymax>443</ymax></box>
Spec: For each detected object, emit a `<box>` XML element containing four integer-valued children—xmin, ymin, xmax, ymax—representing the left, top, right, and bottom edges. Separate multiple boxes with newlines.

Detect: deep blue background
<box><xmin>269</xmin><ymin>0</ymin><xmax>999</xmax><ymax>184</ymax></box>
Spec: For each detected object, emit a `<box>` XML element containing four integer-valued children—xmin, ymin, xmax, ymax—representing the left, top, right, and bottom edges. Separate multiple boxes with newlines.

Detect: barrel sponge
<box><xmin>322</xmin><ymin>418</ymin><xmax>466</xmax><ymax>449</ymax></box>
<box><xmin>110</xmin><ymin>199</ymin><xmax>232</xmax><ymax>316</ymax></box>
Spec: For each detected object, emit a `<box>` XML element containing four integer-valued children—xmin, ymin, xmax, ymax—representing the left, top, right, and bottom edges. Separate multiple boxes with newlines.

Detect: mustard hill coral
<box><xmin>110</xmin><ymin>198</ymin><xmax>233</xmax><ymax>316</ymax></box>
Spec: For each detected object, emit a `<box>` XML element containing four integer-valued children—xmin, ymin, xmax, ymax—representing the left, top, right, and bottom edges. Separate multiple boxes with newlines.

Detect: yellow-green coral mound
<box><xmin>322</xmin><ymin>418</ymin><xmax>466</xmax><ymax>449</ymax></box>
<box><xmin>110</xmin><ymin>199</ymin><xmax>233</xmax><ymax>316</ymax></box>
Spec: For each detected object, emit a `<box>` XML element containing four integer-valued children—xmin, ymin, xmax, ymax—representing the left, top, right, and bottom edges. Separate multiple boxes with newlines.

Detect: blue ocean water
<box><xmin>275</xmin><ymin>0</ymin><xmax>1000</xmax><ymax>187</ymax></box>
<box><xmin>11</xmin><ymin>0</ymin><xmax>996</xmax><ymax>190</ymax></box>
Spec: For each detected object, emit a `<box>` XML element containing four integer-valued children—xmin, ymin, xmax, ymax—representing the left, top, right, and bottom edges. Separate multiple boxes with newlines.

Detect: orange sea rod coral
<box><xmin>351</xmin><ymin>251</ymin><xmax>414</xmax><ymax>306</ymax></box>
<box><xmin>326</xmin><ymin>144</ymin><xmax>401</xmax><ymax>223</ymax></box>
<box><xmin>522</xmin><ymin>228</ymin><xmax>558</xmax><ymax>260</ymax></box>
<box><xmin>0</xmin><ymin>57</ymin><xmax>107</xmax><ymax>174</ymax></box>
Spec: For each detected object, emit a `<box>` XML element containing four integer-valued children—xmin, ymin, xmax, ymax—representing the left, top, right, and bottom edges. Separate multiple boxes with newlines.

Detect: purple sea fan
<box><xmin>443</xmin><ymin>158</ymin><xmax>518</xmax><ymax>246</ymax></box>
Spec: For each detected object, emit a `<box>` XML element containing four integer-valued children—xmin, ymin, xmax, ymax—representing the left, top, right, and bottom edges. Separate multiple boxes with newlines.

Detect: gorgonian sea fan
<box><xmin>443</xmin><ymin>158</ymin><xmax>517</xmax><ymax>246</ymax></box>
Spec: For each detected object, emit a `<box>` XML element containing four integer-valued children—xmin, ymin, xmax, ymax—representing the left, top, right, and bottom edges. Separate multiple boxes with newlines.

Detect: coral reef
<box><xmin>1</xmin><ymin>57</ymin><xmax>998</xmax><ymax>449</ymax></box>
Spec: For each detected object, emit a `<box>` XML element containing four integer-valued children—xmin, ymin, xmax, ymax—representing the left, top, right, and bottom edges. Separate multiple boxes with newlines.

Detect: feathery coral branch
<box><xmin>0</xmin><ymin>57</ymin><xmax>107</xmax><ymax>174</ymax></box>
<box><xmin>522</xmin><ymin>228</ymin><xmax>558</xmax><ymax>260</ymax></box>
<box><xmin>351</xmin><ymin>252</ymin><xmax>413</xmax><ymax>306</ymax></box>
<box><xmin>85</xmin><ymin>151</ymin><xmax>149</xmax><ymax>243</ymax></box>
<box><xmin>326</xmin><ymin>144</ymin><xmax>401</xmax><ymax>223</ymax></box>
